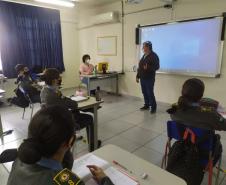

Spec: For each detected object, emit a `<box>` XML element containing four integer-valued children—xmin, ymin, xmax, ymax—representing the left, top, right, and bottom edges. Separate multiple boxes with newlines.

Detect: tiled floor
<box><xmin>0</xmin><ymin>90</ymin><xmax>226</xmax><ymax>185</ymax></box>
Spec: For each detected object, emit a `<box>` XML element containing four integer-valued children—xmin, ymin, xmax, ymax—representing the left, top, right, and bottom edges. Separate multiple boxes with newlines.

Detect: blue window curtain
<box><xmin>0</xmin><ymin>1</ymin><xmax>64</xmax><ymax>78</ymax></box>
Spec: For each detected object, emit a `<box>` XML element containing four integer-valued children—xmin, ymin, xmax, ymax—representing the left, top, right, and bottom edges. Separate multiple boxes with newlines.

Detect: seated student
<box><xmin>79</xmin><ymin>54</ymin><xmax>94</xmax><ymax>76</ymax></box>
<box><xmin>7</xmin><ymin>106</ymin><xmax>114</xmax><ymax>185</ymax></box>
<box><xmin>40</xmin><ymin>68</ymin><xmax>101</xmax><ymax>152</ymax></box>
<box><xmin>167</xmin><ymin>78</ymin><xmax>226</xmax><ymax>131</ymax></box>
<box><xmin>14</xmin><ymin>64</ymin><xmax>41</xmax><ymax>102</ymax></box>
<box><xmin>167</xmin><ymin>78</ymin><xmax>224</xmax><ymax>185</ymax></box>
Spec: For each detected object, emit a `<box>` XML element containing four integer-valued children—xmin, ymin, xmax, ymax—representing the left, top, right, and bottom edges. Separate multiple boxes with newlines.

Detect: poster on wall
<box><xmin>97</xmin><ymin>36</ymin><xmax>117</xmax><ymax>56</ymax></box>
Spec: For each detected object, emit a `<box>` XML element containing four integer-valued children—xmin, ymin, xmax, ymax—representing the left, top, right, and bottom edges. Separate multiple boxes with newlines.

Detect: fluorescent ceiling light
<box><xmin>34</xmin><ymin>0</ymin><xmax>75</xmax><ymax>8</ymax></box>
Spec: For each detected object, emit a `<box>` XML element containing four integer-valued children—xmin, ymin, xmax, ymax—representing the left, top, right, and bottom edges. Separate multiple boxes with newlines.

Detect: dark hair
<box><xmin>143</xmin><ymin>41</ymin><xmax>152</xmax><ymax>51</ymax></box>
<box><xmin>43</xmin><ymin>68</ymin><xmax>60</xmax><ymax>86</ymax></box>
<box><xmin>15</xmin><ymin>64</ymin><xmax>25</xmax><ymax>73</ymax></box>
<box><xmin>82</xmin><ymin>54</ymin><xmax>91</xmax><ymax>63</ymax></box>
<box><xmin>178</xmin><ymin>78</ymin><xmax>205</xmax><ymax>110</ymax></box>
<box><xmin>18</xmin><ymin>106</ymin><xmax>74</xmax><ymax>164</ymax></box>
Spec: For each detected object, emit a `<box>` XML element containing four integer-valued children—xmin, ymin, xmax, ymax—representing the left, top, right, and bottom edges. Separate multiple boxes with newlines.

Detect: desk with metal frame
<box><xmin>77</xmin><ymin>97</ymin><xmax>103</xmax><ymax>150</ymax></box>
<box><xmin>92</xmin><ymin>144</ymin><xmax>187</xmax><ymax>185</ymax></box>
<box><xmin>80</xmin><ymin>72</ymin><xmax>119</xmax><ymax>96</ymax></box>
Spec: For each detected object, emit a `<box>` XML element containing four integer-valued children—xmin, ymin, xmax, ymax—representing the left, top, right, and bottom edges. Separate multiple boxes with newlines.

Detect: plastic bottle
<box><xmin>95</xmin><ymin>86</ymin><xmax>101</xmax><ymax>101</ymax></box>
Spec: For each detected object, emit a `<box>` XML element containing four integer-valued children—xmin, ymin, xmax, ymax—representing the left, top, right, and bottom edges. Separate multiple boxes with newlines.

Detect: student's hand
<box><xmin>136</xmin><ymin>77</ymin><xmax>139</xmax><ymax>83</ymax></box>
<box><xmin>87</xmin><ymin>165</ymin><xmax>107</xmax><ymax>183</ymax></box>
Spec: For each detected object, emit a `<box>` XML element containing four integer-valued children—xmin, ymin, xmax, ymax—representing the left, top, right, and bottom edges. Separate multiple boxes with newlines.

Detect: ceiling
<box><xmin>78</xmin><ymin>0</ymin><xmax>121</xmax><ymax>6</ymax></box>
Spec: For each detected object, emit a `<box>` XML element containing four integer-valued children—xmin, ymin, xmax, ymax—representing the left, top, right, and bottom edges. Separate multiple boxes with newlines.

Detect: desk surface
<box><xmin>80</xmin><ymin>72</ymin><xmax>119</xmax><ymax>79</ymax></box>
<box><xmin>93</xmin><ymin>145</ymin><xmax>186</xmax><ymax>185</ymax></box>
<box><xmin>77</xmin><ymin>97</ymin><xmax>103</xmax><ymax>109</ymax></box>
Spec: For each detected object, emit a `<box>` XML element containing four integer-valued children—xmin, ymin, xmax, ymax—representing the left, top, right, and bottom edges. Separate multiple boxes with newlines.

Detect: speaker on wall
<box><xmin>135</xmin><ymin>24</ymin><xmax>140</xmax><ymax>45</ymax></box>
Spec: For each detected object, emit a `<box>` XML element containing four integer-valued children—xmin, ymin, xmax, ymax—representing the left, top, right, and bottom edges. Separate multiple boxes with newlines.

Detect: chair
<box><xmin>162</xmin><ymin>121</ymin><xmax>222</xmax><ymax>185</ymax></box>
<box><xmin>18</xmin><ymin>86</ymin><xmax>40</xmax><ymax>120</ymax></box>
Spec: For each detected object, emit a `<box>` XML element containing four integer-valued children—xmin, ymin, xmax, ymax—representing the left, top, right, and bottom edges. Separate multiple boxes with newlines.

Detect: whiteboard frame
<box><xmin>139</xmin><ymin>16</ymin><xmax>224</xmax><ymax>78</ymax></box>
<box><xmin>97</xmin><ymin>36</ymin><xmax>117</xmax><ymax>56</ymax></box>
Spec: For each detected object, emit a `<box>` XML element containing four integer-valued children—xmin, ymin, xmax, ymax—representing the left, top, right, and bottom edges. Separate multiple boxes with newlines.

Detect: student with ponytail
<box><xmin>7</xmin><ymin>106</ymin><xmax>114</xmax><ymax>185</ymax></box>
<box><xmin>167</xmin><ymin>78</ymin><xmax>226</xmax><ymax>131</ymax></box>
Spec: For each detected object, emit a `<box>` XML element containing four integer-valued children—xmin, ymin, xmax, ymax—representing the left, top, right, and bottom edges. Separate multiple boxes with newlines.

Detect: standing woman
<box><xmin>136</xmin><ymin>41</ymin><xmax>160</xmax><ymax>113</ymax></box>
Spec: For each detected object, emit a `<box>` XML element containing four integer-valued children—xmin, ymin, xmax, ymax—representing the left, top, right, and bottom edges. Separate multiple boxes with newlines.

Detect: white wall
<box><xmin>78</xmin><ymin>0</ymin><xmax>226</xmax><ymax>105</ymax></box>
<box><xmin>78</xmin><ymin>3</ymin><xmax>123</xmax><ymax>71</ymax></box>
<box><xmin>2</xmin><ymin>0</ymin><xmax>80</xmax><ymax>98</ymax></box>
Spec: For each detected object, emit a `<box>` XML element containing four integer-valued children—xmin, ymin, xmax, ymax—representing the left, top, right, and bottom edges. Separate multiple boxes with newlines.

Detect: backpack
<box><xmin>10</xmin><ymin>88</ymin><xmax>29</xmax><ymax>108</ymax></box>
<box><xmin>166</xmin><ymin>140</ymin><xmax>204</xmax><ymax>185</ymax></box>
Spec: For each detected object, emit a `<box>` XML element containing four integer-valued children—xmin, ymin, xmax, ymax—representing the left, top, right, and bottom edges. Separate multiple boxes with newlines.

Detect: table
<box><xmin>77</xmin><ymin>97</ymin><xmax>103</xmax><ymax>150</ymax></box>
<box><xmin>80</xmin><ymin>72</ymin><xmax>119</xmax><ymax>96</ymax></box>
<box><xmin>92</xmin><ymin>145</ymin><xmax>186</xmax><ymax>185</ymax></box>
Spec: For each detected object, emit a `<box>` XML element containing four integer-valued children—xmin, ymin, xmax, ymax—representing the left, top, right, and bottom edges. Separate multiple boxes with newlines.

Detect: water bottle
<box><xmin>95</xmin><ymin>86</ymin><xmax>101</xmax><ymax>101</ymax></box>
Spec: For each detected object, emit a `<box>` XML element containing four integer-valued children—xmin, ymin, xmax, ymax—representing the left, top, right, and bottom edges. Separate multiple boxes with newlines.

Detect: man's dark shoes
<box><xmin>140</xmin><ymin>105</ymin><xmax>149</xmax><ymax>111</ymax></box>
<box><xmin>150</xmin><ymin>108</ymin><xmax>156</xmax><ymax>114</ymax></box>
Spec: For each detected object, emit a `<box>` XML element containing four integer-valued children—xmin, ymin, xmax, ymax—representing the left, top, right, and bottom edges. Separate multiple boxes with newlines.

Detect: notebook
<box><xmin>72</xmin><ymin>153</ymin><xmax>138</xmax><ymax>185</ymax></box>
<box><xmin>71</xmin><ymin>96</ymin><xmax>89</xmax><ymax>102</ymax></box>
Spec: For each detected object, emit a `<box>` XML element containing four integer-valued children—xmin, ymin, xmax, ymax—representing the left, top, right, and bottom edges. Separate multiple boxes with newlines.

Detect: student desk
<box><xmin>92</xmin><ymin>144</ymin><xmax>187</xmax><ymax>185</ymax></box>
<box><xmin>80</xmin><ymin>72</ymin><xmax>119</xmax><ymax>96</ymax></box>
<box><xmin>77</xmin><ymin>97</ymin><xmax>103</xmax><ymax>150</ymax></box>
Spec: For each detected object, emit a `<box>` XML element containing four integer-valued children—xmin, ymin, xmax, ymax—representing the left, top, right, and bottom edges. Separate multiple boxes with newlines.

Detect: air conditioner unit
<box><xmin>91</xmin><ymin>11</ymin><xmax>119</xmax><ymax>25</ymax></box>
<box><xmin>125</xmin><ymin>0</ymin><xmax>143</xmax><ymax>4</ymax></box>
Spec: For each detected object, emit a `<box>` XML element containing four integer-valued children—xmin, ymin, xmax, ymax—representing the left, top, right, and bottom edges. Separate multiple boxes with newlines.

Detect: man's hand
<box><xmin>87</xmin><ymin>165</ymin><xmax>107</xmax><ymax>183</ymax></box>
<box><xmin>136</xmin><ymin>77</ymin><xmax>139</xmax><ymax>83</ymax></box>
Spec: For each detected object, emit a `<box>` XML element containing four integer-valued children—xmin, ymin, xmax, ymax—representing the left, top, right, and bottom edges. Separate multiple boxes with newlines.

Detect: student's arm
<box><xmin>87</xmin><ymin>165</ymin><xmax>114</xmax><ymax>185</ymax></box>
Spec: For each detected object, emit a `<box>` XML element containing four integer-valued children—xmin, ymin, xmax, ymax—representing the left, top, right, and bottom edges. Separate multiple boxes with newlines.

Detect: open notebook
<box><xmin>72</xmin><ymin>153</ymin><xmax>138</xmax><ymax>185</ymax></box>
<box><xmin>71</xmin><ymin>96</ymin><xmax>89</xmax><ymax>102</ymax></box>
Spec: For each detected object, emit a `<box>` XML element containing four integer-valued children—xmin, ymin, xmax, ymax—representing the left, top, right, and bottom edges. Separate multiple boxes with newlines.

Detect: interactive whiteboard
<box><xmin>140</xmin><ymin>17</ymin><xmax>224</xmax><ymax>77</ymax></box>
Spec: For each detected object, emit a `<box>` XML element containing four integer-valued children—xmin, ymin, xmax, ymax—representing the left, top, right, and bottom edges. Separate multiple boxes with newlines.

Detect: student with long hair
<box><xmin>7</xmin><ymin>106</ymin><xmax>113</xmax><ymax>185</ymax></box>
<box><xmin>168</xmin><ymin>78</ymin><xmax>226</xmax><ymax>130</ymax></box>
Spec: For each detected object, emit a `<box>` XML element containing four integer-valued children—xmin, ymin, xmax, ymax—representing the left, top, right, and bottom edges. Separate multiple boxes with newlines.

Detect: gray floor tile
<box><xmin>103</xmin><ymin>135</ymin><xmax>142</xmax><ymax>153</ymax></box>
<box><xmin>118</xmin><ymin>126</ymin><xmax>159</xmax><ymax>145</ymax></box>
<box><xmin>118</xmin><ymin>111</ymin><xmax>151</xmax><ymax>125</ymax></box>
<box><xmin>98</xmin><ymin>127</ymin><xmax>119</xmax><ymax>141</ymax></box>
<box><xmin>101</xmin><ymin>119</ymin><xmax>136</xmax><ymax>135</ymax></box>
<box><xmin>133</xmin><ymin>147</ymin><xmax>163</xmax><ymax>165</ymax></box>
<box><xmin>144</xmin><ymin>134</ymin><xmax>168</xmax><ymax>154</ymax></box>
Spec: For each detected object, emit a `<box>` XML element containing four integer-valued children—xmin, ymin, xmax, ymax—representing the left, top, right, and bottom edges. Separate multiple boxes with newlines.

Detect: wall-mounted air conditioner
<box><xmin>91</xmin><ymin>11</ymin><xmax>119</xmax><ymax>25</ymax></box>
<box><xmin>125</xmin><ymin>0</ymin><xmax>143</xmax><ymax>4</ymax></box>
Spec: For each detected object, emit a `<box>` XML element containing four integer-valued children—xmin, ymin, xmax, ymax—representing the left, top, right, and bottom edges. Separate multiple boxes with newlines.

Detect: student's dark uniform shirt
<box><xmin>168</xmin><ymin>104</ymin><xmax>226</xmax><ymax>131</ymax></box>
<box><xmin>40</xmin><ymin>85</ymin><xmax>78</xmax><ymax>111</ymax></box>
<box><xmin>136</xmin><ymin>51</ymin><xmax>160</xmax><ymax>80</ymax></box>
<box><xmin>7</xmin><ymin>158</ymin><xmax>114</xmax><ymax>185</ymax></box>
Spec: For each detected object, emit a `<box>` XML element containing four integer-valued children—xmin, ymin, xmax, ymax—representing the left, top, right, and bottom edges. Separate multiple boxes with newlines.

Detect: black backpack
<box><xmin>10</xmin><ymin>88</ymin><xmax>29</xmax><ymax>108</ymax></box>
<box><xmin>166</xmin><ymin>140</ymin><xmax>204</xmax><ymax>185</ymax></box>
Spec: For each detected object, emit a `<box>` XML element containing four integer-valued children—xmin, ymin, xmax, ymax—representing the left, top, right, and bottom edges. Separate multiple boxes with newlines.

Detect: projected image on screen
<box><xmin>140</xmin><ymin>18</ymin><xmax>223</xmax><ymax>77</ymax></box>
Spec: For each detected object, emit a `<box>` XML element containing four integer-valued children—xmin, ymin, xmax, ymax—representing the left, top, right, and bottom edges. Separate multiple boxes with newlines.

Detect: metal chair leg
<box><xmin>215</xmin><ymin>156</ymin><xmax>222</xmax><ymax>185</ymax></box>
<box><xmin>22</xmin><ymin>108</ymin><xmax>26</xmax><ymax>119</ymax></box>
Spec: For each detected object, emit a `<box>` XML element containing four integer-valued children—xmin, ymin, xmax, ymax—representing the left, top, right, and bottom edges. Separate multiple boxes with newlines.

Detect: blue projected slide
<box><xmin>140</xmin><ymin>18</ymin><xmax>223</xmax><ymax>77</ymax></box>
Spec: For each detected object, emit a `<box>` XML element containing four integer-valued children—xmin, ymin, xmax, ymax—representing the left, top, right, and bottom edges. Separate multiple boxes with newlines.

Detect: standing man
<box><xmin>136</xmin><ymin>41</ymin><xmax>160</xmax><ymax>113</ymax></box>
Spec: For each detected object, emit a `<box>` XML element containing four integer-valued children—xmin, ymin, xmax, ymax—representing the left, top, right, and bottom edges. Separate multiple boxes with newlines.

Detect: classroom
<box><xmin>0</xmin><ymin>0</ymin><xmax>226</xmax><ymax>185</ymax></box>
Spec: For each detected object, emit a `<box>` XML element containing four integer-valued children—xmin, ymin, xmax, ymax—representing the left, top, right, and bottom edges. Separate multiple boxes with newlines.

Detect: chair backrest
<box><xmin>18</xmin><ymin>86</ymin><xmax>32</xmax><ymax>104</ymax></box>
<box><xmin>167</xmin><ymin>120</ymin><xmax>215</xmax><ymax>166</ymax></box>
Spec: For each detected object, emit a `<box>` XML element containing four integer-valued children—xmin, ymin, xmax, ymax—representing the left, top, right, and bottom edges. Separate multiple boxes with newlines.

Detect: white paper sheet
<box><xmin>72</xmin><ymin>154</ymin><xmax>109</xmax><ymax>181</ymax></box>
<box><xmin>86</xmin><ymin>167</ymin><xmax>138</xmax><ymax>185</ymax></box>
<box><xmin>71</xmin><ymin>96</ymin><xmax>88</xmax><ymax>102</ymax></box>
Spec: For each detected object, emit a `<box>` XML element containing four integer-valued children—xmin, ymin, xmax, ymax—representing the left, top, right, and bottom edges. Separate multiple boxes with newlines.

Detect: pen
<box><xmin>112</xmin><ymin>160</ymin><xmax>132</xmax><ymax>173</ymax></box>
